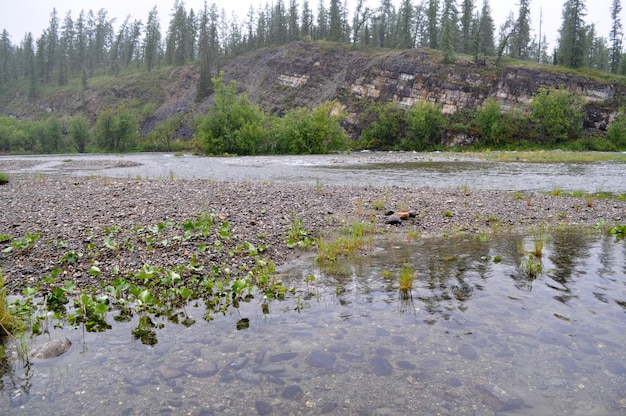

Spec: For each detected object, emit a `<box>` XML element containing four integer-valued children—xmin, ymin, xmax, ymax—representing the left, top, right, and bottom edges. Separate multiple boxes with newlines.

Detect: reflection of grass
<box><xmin>520</xmin><ymin>254</ymin><xmax>543</xmax><ymax>279</ymax></box>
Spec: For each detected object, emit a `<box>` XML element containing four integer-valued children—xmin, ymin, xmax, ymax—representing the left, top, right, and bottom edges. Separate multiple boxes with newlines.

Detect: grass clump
<box><xmin>316</xmin><ymin>220</ymin><xmax>375</xmax><ymax>262</ymax></box>
<box><xmin>0</xmin><ymin>171</ymin><xmax>8</xmax><ymax>185</ymax></box>
<box><xmin>0</xmin><ymin>271</ymin><xmax>18</xmax><ymax>336</ymax></box>
<box><xmin>398</xmin><ymin>265</ymin><xmax>415</xmax><ymax>291</ymax></box>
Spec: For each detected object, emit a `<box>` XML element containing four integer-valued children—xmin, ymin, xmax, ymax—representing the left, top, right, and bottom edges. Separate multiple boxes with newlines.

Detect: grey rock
<box><xmin>282</xmin><ymin>385</ymin><xmax>304</xmax><ymax>400</ymax></box>
<box><xmin>306</xmin><ymin>350</ymin><xmax>336</xmax><ymax>369</ymax></box>
<box><xmin>30</xmin><ymin>337</ymin><xmax>72</xmax><ymax>359</ymax></box>
<box><xmin>236</xmin><ymin>369</ymin><xmax>262</xmax><ymax>384</ymax></box>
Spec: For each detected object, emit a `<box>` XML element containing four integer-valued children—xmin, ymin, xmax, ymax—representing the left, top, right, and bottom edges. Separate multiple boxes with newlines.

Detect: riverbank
<box><xmin>1</xmin><ymin>174</ymin><xmax>624</xmax><ymax>295</ymax></box>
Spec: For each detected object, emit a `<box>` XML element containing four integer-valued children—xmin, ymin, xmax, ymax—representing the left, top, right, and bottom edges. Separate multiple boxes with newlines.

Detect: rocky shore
<box><xmin>1</xmin><ymin>172</ymin><xmax>624</xmax><ymax>295</ymax></box>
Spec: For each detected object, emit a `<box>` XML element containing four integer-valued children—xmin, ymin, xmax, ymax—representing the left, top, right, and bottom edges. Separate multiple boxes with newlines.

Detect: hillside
<box><xmin>2</xmin><ymin>41</ymin><xmax>625</xmax><ymax>145</ymax></box>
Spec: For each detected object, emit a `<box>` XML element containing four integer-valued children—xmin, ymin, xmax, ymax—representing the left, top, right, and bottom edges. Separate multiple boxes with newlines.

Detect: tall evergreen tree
<box><xmin>329</xmin><ymin>0</ymin><xmax>343</xmax><ymax>42</ymax></box>
<box><xmin>288</xmin><ymin>0</ymin><xmax>300</xmax><ymax>41</ymax></box>
<box><xmin>440</xmin><ymin>0</ymin><xmax>456</xmax><ymax>62</ymax></box>
<box><xmin>0</xmin><ymin>30</ymin><xmax>12</xmax><ymax>89</ymax></box>
<box><xmin>557</xmin><ymin>0</ymin><xmax>588</xmax><ymax>68</ymax></box>
<box><xmin>460</xmin><ymin>0</ymin><xmax>474</xmax><ymax>54</ymax></box>
<box><xmin>609</xmin><ymin>0</ymin><xmax>623</xmax><ymax>72</ymax></box>
<box><xmin>316</xmin><ymin>0</ymin><xmax>329</xmax><ymax>40</ymax></box>
<box><xmin>396</xmin><ymin>0</ymin><xmax>415</xmax><ymax>49</ymax></box>
<box><xmin>427</xmin><ymin>0</ymin><xmax>439</xmax><ymax>49</ymax></box>
<box><xmin>478</xmin><ymin>0</ymin><xmax>495</xmax><ymax>56</ymax></box>
<box><xmin>511</xmin><ymin>0</ymin><xmax>531</xmax><ymax>59</ymax></box>
<box><xmin>301</xmin><ymin>0</ymin><xmax>313</xmax><ymax>39</ymax></box>
<box><xmin>144</xmin><ymin>6</ymin><xmax>161</xmax><ymax>72</ymax></box>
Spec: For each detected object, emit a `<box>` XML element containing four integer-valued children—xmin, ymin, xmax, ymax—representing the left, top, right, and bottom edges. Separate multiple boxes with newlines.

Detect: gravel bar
<box><xmin>1</xmin><ymin>173</ymin><xmax>624</xmax><ymax>295</ymax></box>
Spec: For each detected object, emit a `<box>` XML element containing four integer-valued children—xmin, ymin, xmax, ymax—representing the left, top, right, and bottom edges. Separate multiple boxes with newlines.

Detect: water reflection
<box><xmin>1</xmin><ymin>231</ymin><xmax>625</xmax><ymax>415</ymax></box>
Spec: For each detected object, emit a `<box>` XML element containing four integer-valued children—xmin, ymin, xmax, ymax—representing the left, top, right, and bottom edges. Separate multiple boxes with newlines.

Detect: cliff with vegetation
<box><xmin>1</xmin><ymin>41</ymin><xmax>625</xmax><ymax>150</ymax></box>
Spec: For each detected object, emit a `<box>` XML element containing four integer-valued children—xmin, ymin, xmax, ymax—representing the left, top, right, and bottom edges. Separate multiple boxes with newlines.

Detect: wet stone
<box><xmin>255</xmin><ymin>351</ymin><xmax>266</xmax><ymax>364</ymax></box>
<box><xmin>319</xmin><ymin>402</ymin><xmax>339</xmax><ymax>414</ymax></box>
<box><xmin>375</xmin><ymin>347</ymin><xmax>393</xmax><ymax>357</ymax></box>
<box><xmin>282</xmin><ymin>385</ymin><xmax>304</xmax><ymax>400</ymax></box>
<box><xmin>477</xmin><ymin>383</ymin><xmax>526</xmax><ymax>412</ymax></box>
<box><xmin>257</xmin><ymin>364</ymin><xmax>286</xmax><ymax>375</ymax></box>
<box><xmin>447</xmin><ymin>377</ymin><xmax>463</xmax><ymax>387</ymax></box>
<box><xmin>327</xmin><ymin>342</ymin><xmax>351</xmax><ymax>353</ymax></box>
<box><xmin>157</xmin><ymin>364</ymin><xmax>185</xmax><ymax>380</ymax></box>
<box><xmin>31</xmin><ymin>337</ymin><xmax>72</xmax><ymax>359</ymax></box>
<box><xmin>230</xmin><ymin>356</ymin><xmax>249</xmax><ymax>370</ymax></box>
<box><xmin>306</xmin><ymin>350</ymin><xmax>336</xmax><ymax>369</ymax></box>
<box><xmin>370</xmin><ymin>357</ymin><xmax>393</xmax><ymax>376</ymax></box>
<box><xmin>237</xmin><ymin>369</ymin><xmax>262</xmax><ymax>384</ymax></box>
<box><xmin>266</xmin><ymin>375</ymin><xmax>286</xmax><ymax>385</ymax></box>
<box><xmin>186</xmin><ymin>361</ymin><xmax>219</xmax><ymax>377</ymax></box>
<box><xmin>458</xmin><ymin>344</ymin><xmax>478</xmax><ymax>360</ymax></box>
<box><xmin>255</xmin><ymin>400</ymin><xmax>273</xmax><ymax>415</ymax></box>
<box><xmin>269</xmin><ymin>352</ymin><xmax>298</xmax><ymax>362</ymax></box>
<box><xmin>396</xmin><ymin>360</ymin><xmax>417</xmax><ymax>370</ymax></box>
<box><xmin>375</xmin><ymin>328</ymin><xmax>390</xmax><ymax>337</ymax></box>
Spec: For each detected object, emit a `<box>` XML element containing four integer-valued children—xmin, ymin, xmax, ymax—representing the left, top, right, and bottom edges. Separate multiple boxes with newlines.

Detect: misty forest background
<box><xmin>0</xmin><ymin>0</ymin><xmax>626</xmax><ymax>155</ymax></box>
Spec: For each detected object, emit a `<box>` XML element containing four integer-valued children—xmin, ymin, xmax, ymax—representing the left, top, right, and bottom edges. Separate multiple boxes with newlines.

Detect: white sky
<box><xmin>0</xmin><ymin>0</ymin><xmax>622</xmax><ymax>52</ymax></box>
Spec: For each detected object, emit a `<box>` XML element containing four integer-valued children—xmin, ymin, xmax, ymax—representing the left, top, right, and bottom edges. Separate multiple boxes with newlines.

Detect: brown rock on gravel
<box><xmin>0</xmin><ymin>174</ymin><xmax>624</xmax><ymax>295</ymax></box>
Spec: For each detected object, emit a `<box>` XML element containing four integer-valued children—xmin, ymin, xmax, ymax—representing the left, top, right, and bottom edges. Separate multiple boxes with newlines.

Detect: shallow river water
<box><xmin>1</xmin><ymin>151</ymin><xmax>626</xmax><ymax>192</ymax></box>
<box><xmin>1</xmin><ymin>231</ymin><xmax>625</xmax><ymax>416</ymax></box>
<box><xmin>1</xmin><ymin>153</ymin><xmax>625</xmax><ymax>415</ymax></box>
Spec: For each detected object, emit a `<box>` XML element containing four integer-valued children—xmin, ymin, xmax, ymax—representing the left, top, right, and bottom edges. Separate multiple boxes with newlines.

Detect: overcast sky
<box><xmin>0</xmin><ymin>0</ymin><xmax>622</xmax><ymax>52</ymax></box>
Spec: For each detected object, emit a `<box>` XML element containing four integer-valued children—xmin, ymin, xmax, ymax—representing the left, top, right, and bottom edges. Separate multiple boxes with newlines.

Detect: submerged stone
<box><xmin>230</xmin><ymin>356</ymin><xmax>249</xmax><ymax>370</ymax></box>
<box><xmin>236</xmin><ymin>369</ymin><xmax>262</xmax><ymax>384</ymax></box>
<box><xmin>186</xmin><ymin>361</ymin><xmax>218</xmax><ymax>377</ymax></box>
<box><xmin>369</xmin><ymin>357</ymin><xmax>393</xmax><ymax>376</ymax></box>
<box><xmin>458</xmin><ymin>344</ymin><xmax>478</xmax><ymax>360</ymax></box>
<box><xmin>306</xmin><ymin>350</ymin><xmax>336</xmax><ymax>369</ymax></box>
<box><xmin>269</xmin><ymin>352</ymin><xmax>298</xmax><ymax>362</ymax></box>
<box><xmin>255</xmin><ymin>400</ymin><xmax>273</xmax><ymax>415</ymax></box>
<box><xmin>30</xmin><ymin>337</ymin><xmax>72</xmax><ymax>359</ymax></box>
<box><xmin>282</xmin><ymin>385</ymin><xmax>304</xmax><ymax>400</ymax></box>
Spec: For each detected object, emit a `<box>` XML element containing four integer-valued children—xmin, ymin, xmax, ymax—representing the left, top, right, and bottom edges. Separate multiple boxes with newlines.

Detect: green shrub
<box><xmin>197</xmin><ymin>72</ymin><xmax>267</xmax><ymax>155</ymax></box>
<box><xmin>403</xmin><ymin>101</ymin><xmax>447</xmax><ymax>150</ymax></box>
<box><xmin>68</xmin><ymin>115</ymin><xmax>91</xmax><ymax>153</ymax></box>
<box><xmin>270</xmin><ymin>101</ymin><xmax>347</xmax><ymax>154</ymax></box>
<box><xmin>94</xmin><ymin>108</ymin><xmax>138</xmax><ymax>152</ymax></box>
<box><xmin>607</xmin><ymin>111</ymin><xmax>626</xmax><ymax>150</ymax></box>
<box><xmin>358</xmin><ymin>102</ymin><xmax>406</xmax><ymax>150</ymax></box>
<box><xmin>530</xmin><ymin>87</ymin><xmax>585</xmax><ymax>144</ymax></box>
<box><xmin>475</xmin><ymin>98</ymin><xmax>501</xmax><ymax>146</ymax></box>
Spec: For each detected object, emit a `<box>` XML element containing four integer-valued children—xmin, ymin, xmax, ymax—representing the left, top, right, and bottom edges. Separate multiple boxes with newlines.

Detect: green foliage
<box><xmin>271</xmin><ymin>101</ymin><xmax>347</xmax><ymax>154</ymax></box>
<box><xmin>198</xmin><ymin>72</ymin><xmax>267</xmax><ymax>155</ymax></box>
<box><xmin>358</xmin><ymin>102</ymin><xmax>406</xmax><ymax>150</ymax></box>
<box><xmin>0</xmin><ymin>171</ymin><xmax>8</xmax><ymax>184</ymax></box>
<box><xmin>607</xmin><ymin>111</ymin><xmax>626</xmax><ymax>149</ymax></box>
<box><xmin>68</xmin><ymin>115</ymin><xmax>91</xmax><ymax>153</ymax></box>
<box><xmin>403</xmin><ymin>100</ymin><xmax>447</xmax><ymax>150</ymax></box>
<box><xmin>530</xmin><ymin>87</ymin><xmax>585</xmax><ymax>144</ymax></box>
<box><xmin>475</xmin><ymin>98</ymin><xmax>502</xmax><ymax>145</ymax></box>
<box><xmin>95</xmin><ymin>108</ymin><xmax>138</xmax><ymax>152</ymax></box>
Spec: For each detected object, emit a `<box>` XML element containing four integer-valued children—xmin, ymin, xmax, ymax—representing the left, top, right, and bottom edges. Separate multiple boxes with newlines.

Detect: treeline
<box><xmin>0</xmin><ymin>0</ymin><xmax>625</xmax><ymax>98</ymax></box>
<box><xmin>1</xmin><ymin>75</ymin><xmax>625</xmax><ymax>155</ymax></box>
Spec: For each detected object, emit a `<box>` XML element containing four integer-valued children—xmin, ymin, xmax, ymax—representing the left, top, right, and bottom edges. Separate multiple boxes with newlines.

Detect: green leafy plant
<box><xmin>3</xmin><ymin>232</ymin><xmax>41</xmax><ymax>253</ymax></box>
<box><xmin>0</xmin><ymin>171</ymin><xmax>9</xmax><ymax>185</ymax></box>
<box><xmin>608</xmin><ymin>223</ymin><xmax>626</xmax><ymax>241</ymax></box>
<box><xmin>286</xmin><ymin>214</ymin><xmax>314</xmax><ymax>248</ymax></box>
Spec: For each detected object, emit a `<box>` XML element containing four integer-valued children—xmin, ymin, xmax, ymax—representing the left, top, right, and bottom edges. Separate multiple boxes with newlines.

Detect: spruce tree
<box><xmin>557</xmin><ymin>0</ymin><xmax>588</xmax><ymax>68</ymax></box>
